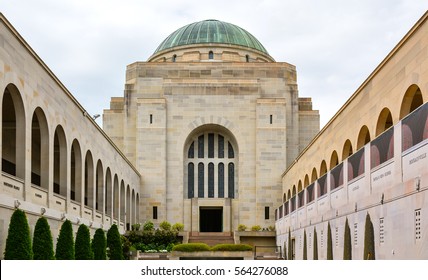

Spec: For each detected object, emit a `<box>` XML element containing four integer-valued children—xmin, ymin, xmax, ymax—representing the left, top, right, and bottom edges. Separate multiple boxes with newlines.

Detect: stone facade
<box><xmin>275</xmin><ymin>11</ymin><xmax>428</xmax><ymax>259</ymax></box>
<box><xmin>104</xmin><ymin>33</ymin><xmax>319</xmax><ymax>232</ymax></box>
<box><xmin>0</xmin><ymin>13</ymin><xmax>141</xmax><ymax>258</ymax></box>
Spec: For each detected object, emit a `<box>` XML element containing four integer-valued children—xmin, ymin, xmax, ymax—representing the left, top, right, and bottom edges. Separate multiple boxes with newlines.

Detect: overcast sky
<box><xmin>1</xmin><ymin>0</ymin><xmax>427</xmax><ymax>127</ymax></box>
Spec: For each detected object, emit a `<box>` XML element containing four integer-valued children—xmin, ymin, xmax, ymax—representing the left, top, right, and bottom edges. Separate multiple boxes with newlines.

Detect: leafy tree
<box><xmin>107</xmin><ymin>224</ymin><xmax>123</xmax><ymax>260</ymax></box>
<box><xmin>287</xmin><ymin>229</ymin><xmax>293</xmax><ymax>260</ymax></box>
<box><xmin>55</xmin><ymin>219</ymin><xmax>75</xmax><ymax>260</ymax></box>
<box><xmin>303</xmin><ymin>229</ymin><xmax>307</xmax><ymax>260</ymax></box>
<box><xmin>4</xmin><ymin>209</ymin><xmax>32</xmax><ymax>260</ymax></box>
<box><xmin>343</xmin><ymin>218</ymin><xmax>352</xmax><ymax>260</ymax></box>
<box><xmin>75</xmin><ymin>224</ymin><xmax>93</xmax><ymax>260</ymax></box>
<box><xmin>327</xmin><ymin>222</ymin><xmax>333</xmax><ymax>260</ymax></box>
<box><xmin>92</xmin><ymin>228</ymin><xmax>107</xmax><ymax>260</ymax></box>
<box><xmin>313</xmin><ymin>227</ymin><xmax>318</xmax><ymax>260</ymax></box>
<box><xmin>364</xmin><ymin>213</ymin><xmax>376</xmax><ymax>260</ymax></box>
<box><xmin>33</xmin><ymin>216</ymin><xmax>54</xmax><ymax>260</ymax></box>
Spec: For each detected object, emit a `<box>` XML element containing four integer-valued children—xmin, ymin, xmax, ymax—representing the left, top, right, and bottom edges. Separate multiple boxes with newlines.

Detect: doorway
<box><xmin>199</xmin><ymin>207</ymin><xmax>223</xmax><ymax>232</ymax></box>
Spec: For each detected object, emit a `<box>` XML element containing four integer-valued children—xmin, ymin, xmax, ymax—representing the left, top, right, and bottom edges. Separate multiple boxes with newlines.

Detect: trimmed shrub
<box><xmin>4</xmin><ymin>209</ymin><xmax>32</xmax><ymax>260</ymax></box>
<box><xmin>287</xmin><ymin>229</ymin><xmax>292</xmax><ymax>260</ymax></box>
<box><xmin>283</xmin><ymin>241</ymin><xmax>287</xmax><ymax>260</ymax></box>
<box><xmin>327</xmin><ymin>222</ymin><xmax>333</xmax><ymax>260</ymax></box>
<box><xmin>75</xmin><ymin>224</ymin><xmax>93</xmax><ymax>260</ymax></box>
<box><xmin>343</xmin><ymin>218</ymin><xmax>352</xmax><ymax>260</ymax></box>
<box><xmin>172</xmin><ymin>223</ymin><xmax>184</xmax><ymax>232</ymax></box>
<box><xmin>131</xmin><ymin>223</ymin><xmax>140</xmax><ymax>231</ymax></box>
<box><xmin>210</xmin><ymin>244</ymin><xmax>252</xmax><ymax>251</ymax></box>
<box><xmin>313</xmin><ymin>227</ymin><xmax>318</xmax><ymax>260</ymax></box>
<box><xmin>172</xmin><ymin>243</ymin><xmax>210</xmax><ymax>252</ymax></box>
<box><xmin>143</xmin><ymin>220</ymin><xmax>154</xmax><ymax>231</ymax></box>
<box><xmin>251</xmin><ymin>225</ymin><xmax>261</xmax><ymax>231</ymax></box>
<box><xmin>33</xmin><ymin>216</ymin><xmax>54</xmax><ymax>260</ymax></box>
<box><xmin>237</xmin><ymin>224</ymin><xmax>247</xmax><ymax>231</ymax></box>
<box><xmin>92</xmin><ymin>228</ymin><xmax>107</xmax><ymax>260</ymax></box>
<box><xmin>55</xmin><ymin>219</ymin><xmax>75</xmax><ymax>260</ymax></box>
<box><xmin>268</xmin><ymin>225</ymin><xmax>275</xmax><ymax>231</ymax></box>
<box><xmin>107</xmin><ymin>224</ymin><xmax>123</xmax><ymax>260</ymax></box>
<box><xmin>363</xmin><ymin>213</ymin><xmax>376</xmax><ymax>260</ymax></box>
<box><xmin>303</xmin><ymin>229</ymin><xmax>307</xmax><ymax>260</ymax></box>
<box><xmin>159</xmin><ymin>220</ymin><xmax>171</xmax><ymax>231</ymax></box>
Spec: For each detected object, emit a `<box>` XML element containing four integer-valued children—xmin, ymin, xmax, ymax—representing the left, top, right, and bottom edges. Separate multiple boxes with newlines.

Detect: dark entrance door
<box><xmin>199</xmin><ymin>207</ymin><xmax>223</xmax><ymax>232</ymax></box>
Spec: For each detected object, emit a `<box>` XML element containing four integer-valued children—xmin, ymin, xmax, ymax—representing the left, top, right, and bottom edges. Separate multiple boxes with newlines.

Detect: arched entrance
<box><xmin>183</xmin><ymin>125</ymin><xmax>238</xmax><ymax>232</ymax></box>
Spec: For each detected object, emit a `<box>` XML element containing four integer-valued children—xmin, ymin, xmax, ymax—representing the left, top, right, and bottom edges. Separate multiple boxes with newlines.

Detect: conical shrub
<box><xmin>313</xmin><ymin>227</ymin><xmax>318</xmax><ymax>260</ymax></box>
<box><xmin>287</xmin><ymin>229</ymin><xmax>293</xmax><ymax>260</ymax></box>
<box><xmin>75</xmin><ymin>224</ymin><xmax>93</xmax><ymax>260</ymax></box>
<box><xmin>107</xmin><ymin>224</ymin><xmax>123</xmax><ymax>260</ymax></box>
<box><xmin>55</xmin><ymin>219</ymin><xmax>75</xmax><ymax>260</ymax></box>
<box><xmin>92</xmin><ymin>228</ymin><xmax>107</xmax><ymax>260</ymax></box>
<box><xmin>283</xmin><ymin>241</ymin><xmax>287</xmax><ymax>260</ymax></box>
<box><xmin>343</xmin><ymin>218</ymin><xmax>352</xmax><ymax>260</ymax></box>
<box><xmin>33</xmin><ymin>216</ymin><xmax>54</xmax><ymax>260</ymax></box>
<box><xmin>303</xmin><ymin>229</ymin><xmax>307</xmax><ymax>260</ymax></box>
<box><xmin>363</xmin><ymin>213</ymin><xmax>375</xmax><ymax>260</ymax></box>
<box><xmin>327</xmin><ymin>222</ymin><xmax>333</xmax><ymax>260</ymax></box>
<box><xmin>4</xmin><ymin>209</ymin><xmax>32</xmax><ymax>259</ymax></box>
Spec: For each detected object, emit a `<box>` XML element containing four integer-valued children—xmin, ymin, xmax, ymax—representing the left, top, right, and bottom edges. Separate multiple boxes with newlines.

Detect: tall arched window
<box><xmin>209</xmin><ymin>51</ymin><xmax>214</xmax><ymax>60</ymax></box>
<box><xmin>185</xmin><ymin>130</ymin><xmax>237</xmax><ymax>199</ymax></box>
<box><xmin>2</xmin><ymin>85</ymin><xmax>26</xmax><ymax>179</ymax></box>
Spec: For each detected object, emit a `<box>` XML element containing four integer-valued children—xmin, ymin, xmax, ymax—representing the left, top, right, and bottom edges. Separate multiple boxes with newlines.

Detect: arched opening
<box><xmin>136</xmin><ymin>193</ymin><xmax>140</xmax><ymax>222</ymax></box>
<box><xmin>320</xmin><ymin>160</ymin><xmax>327</xmax><ymax>177</ymax></box>
<box><xmin>172</xmin><ymin>54</ymin><xmax>177</xmax><ymax>62</ymax></box>
<box><xmin>70</xmin><ymin>140</ymin><xmax>82</xmax><ymax>202</ymax></box>
<box><xmin>126</xmin><ymin>185</ymin><xmax>131</xmax><ymax>230</ymax></box>
<box><xmin>245</xmin><ymin>55</ymin><xmax>250</xmax><ymax>62</ymax></box>
<box><xmin>357</xmin><ymin>125</ymin><xmax>371</xmax><ymax>150</ymax></box>
<box><xmin>342</xmin><ymin>139</ymin><xmax>353</xmax><ymax>161</ymax></box>
<box><xmin>287</xmin><ymin>189</ymin><xmax>291</xmax><ymax>200</ymax></box>
<box><xmin>113</xmin><ymin>174</ymin><xmax>119</xmax><ymax>221</ymax></box>
<box><xmin>329</xmin><ymin>150</ymin><xmax>339</xmax><ymax>170</ymax></box>
<box><xmin>84</xmin><ymin>151</ymin><xmax>94</xmax><ymax>207</ymax></box>
<box><xmin>297</xmin><ymin>180</ymin><xmax>303</xmax><ymax>193</ymax></box>
<box><xmin>184</xmin><ymin>127</ymin><xmax>238</xmax><ymax>199</ymax></box>
<box><xmin>53</xmin><ymin>125</ymin><xmax>67</xmax><ymax>196</ymax></box>
<box><xmin>304</xmin><ymin>175</ymin><xmax>309</xmax><ymax>188</ymax></box>
<box><xmin>131</xmin><ymin>189</ymin><xmax>136</xmax><ymax>225</ymax></box>
<box><xmin>2</xmin><ymin>84</ymin><xmax>26</xmax><ymax>179</ymax></box>
<box><xmin>376</xmin><ymin>108</ymin><xmax>393</xmax><ymax>137</ymax></box>
<box><xmin>96</xmin><ymin>160</ymin><xmax>104</xmax><ymax>212</ymax></box>
<box><xmin>105</xmin><ymin>168</ymin><xmax>112</xmax><ymax>217</ymax></box>
<box><xmin>400</xmin><ymin>85</ymin><xmax>423</xmax><ymax>119</ymax></box>
<box><xmin>120</xmin><ymin>180</ymin><xmax>126</xmax><ymax>223</ymax></box>
<box><xmin>209</xmin><ymin>51</ymin><xmax>214</xmax><ymax>60</ymax></box>
<box><xmin>31</xmin><ymin>108</ymin><xmax>49</xmax><ymax>188</ymax></box>
<box><xmin>311</xmin><ymin>168</ymin><xmax>318</xmax><ymax>183</ymax></box>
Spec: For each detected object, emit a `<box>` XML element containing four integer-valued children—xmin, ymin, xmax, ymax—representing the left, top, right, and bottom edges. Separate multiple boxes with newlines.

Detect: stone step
<box><xmin>188</xmin><ymin>232</ymin><xmax>235</xmax><ymax>246</ymax></box>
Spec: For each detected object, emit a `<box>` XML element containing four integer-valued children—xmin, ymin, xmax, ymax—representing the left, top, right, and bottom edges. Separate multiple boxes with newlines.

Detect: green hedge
<box><xmin>211</xmin><ymin>244</ymin><xmax>252</xmax><ymax>251</ymax></box>
<box><xmin>92</xmin><ymin>228</ymin><xmax>107</xmax><ymax>260</ymax></box>
<box><xmin>107</xmin><ymin>224</ymin><xmax>123</xmax><ymax>260</ymax></box>
<box><xmin>172</xmin><ymin>243</ymin><xmax>211</xmax><ymax>252</ymax></box>
<box><xmin>75</xmin><ymin>224</ymin><xmax>93</xmax><ymax>260</ymax></box>
<box><xmin>172</xmin><ymin>243</ymin><xmax>252</xmax><ymax>252</ymax></box>
<box><xmin>4</xmin><ymin>209</ymin><xmax>32</xmax><ymax>260</ymax></box>
<box><xmin>55</xmin><ymin>219</ymin><xmax>75</xmax><ymax>260</ymax></box>
<box><xmin>33</xmin><ymin>216</ymin><xmax>54</xmax><ymax>260</ymax></box>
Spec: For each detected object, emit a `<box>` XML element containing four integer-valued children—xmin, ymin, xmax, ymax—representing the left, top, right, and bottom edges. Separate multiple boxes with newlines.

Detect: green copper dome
<box><xmin>154</xmin><ymin>19</ymin><xmax>268</xmax><ymax>54</ymax></box>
